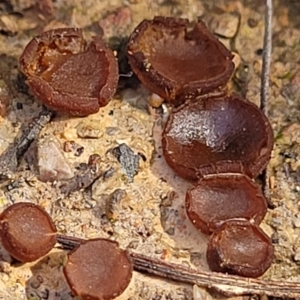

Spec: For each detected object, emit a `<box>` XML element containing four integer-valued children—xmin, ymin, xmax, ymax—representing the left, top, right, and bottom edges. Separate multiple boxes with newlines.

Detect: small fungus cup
<box><xmin>0</xmin><ymin>202</ymin><xmax>57</xmax><ymax>262</ymax></box>
<box><xmin>127</xmin><ymin>17</ymin><xmax>234</xmax><ymax>106</ymax></box>
<box><xmin>19</xmin><ymin>28</ymin><xmax>118</xmax><ymax>116</ymax></box>
<box><xmin>162</xmin><ymin>94</ymin><xmax>274</xmax><ymax>182</ymax></box>
<box><xmin>63</xmin><ymin>238</ymin><xmax>133</xmax><ymax>300</ymax></box>
<box><xmin>186</xmin><ymin>174</ymin><xmax>268</xmax><ymax>234</ymax></box>
<box><xmin>206</xmin><ymin>219</ymin><xmax>274</xmax><ymax>278</ymax></box>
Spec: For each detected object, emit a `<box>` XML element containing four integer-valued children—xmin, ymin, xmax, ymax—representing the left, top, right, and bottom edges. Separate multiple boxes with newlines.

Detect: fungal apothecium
<box><xmin>3</xmin><ymin>15</ymin><xmax>274</xmax><ymax>299</ymax></box>
<box><xmin>0</xmin><ymin>202</ymin><xmax>56</xmax><ymax>262</ymax></box>
<box><xmin>185</xmin><ymin>174</ymin><xmax>268</xmax><ymax>234</ymax></box>
<box><xmin>127</xmin><ymin>17</ymin><xmax>234</xmax><ymax>107</ymax></box>
<box><xmin>19</xmin><ymin>28</ymin><xmax>118</xmax><ymax>116</ymax></box>
<box><xmin>161</xmin><ymin>93</ymin><xmax>273</xmax><ymax>181</ymax></box>
<box><xmin>207</xmin><ymin>219</ymin><xmax>274</xmax><ymax>278</ymax></box>
<box><xmin>64</xmin><ymin>238</ymin><xmax>133</xmax><ymax>300</ymax></box>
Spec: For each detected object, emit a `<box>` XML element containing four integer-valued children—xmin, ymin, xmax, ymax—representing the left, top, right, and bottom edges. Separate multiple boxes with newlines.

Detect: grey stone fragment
<box><xmin>111</xmin><ymin>143</ymin><xmax>139</xmax><ymax>182</ymax></box>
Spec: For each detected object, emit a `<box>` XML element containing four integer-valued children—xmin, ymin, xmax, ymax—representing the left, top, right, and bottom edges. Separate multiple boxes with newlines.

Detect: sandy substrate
<box><xmin>0</xmin><ymin>0</ymin><xmax>300</xmax><ymax>299</ymax></box>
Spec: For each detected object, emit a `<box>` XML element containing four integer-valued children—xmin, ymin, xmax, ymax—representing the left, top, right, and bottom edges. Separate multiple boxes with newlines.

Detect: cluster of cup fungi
<box><xmin>128</xmin><ymin>17</ymin><xmax>274</xmax><ymax>278</ymax></box>
<box><xmin>0</xmin><ymin>16</ymin><xmax>275</xmax><ymax>299</ymax></box>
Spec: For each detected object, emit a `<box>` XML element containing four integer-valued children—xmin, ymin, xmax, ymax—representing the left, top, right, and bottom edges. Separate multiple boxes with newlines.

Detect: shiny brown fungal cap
<box><xmin>186</xmin><ymin>174</ymin><xmax>267</xmax><ymax>234</ymax></box>
<box><xmin>162</xmin><ymin>94</ymin><xmax>274</xmax><ymax>181</ymax></box>
<box><xmin>63</xmin><ymin>238</ymin><xmax>133</xmax><ymax>300</ymax></box>
<box><xmin>206</xmin><ymin>219</ymin><xmax>274</xmax><ymax>278</ymax></box>
<box><xmin>127</xmin><ymin>16</ymin><xmax>234</xmax><ymax>106</ymax></box>
<box><xmin>0</xmin><ymin>202</ymin><xmax>57</xmax><ymax>262</ymax></box>
<box><xmin>20</xmin><ymin>28</ymin><xmax>118</xmax><ymax>116</ymax></box>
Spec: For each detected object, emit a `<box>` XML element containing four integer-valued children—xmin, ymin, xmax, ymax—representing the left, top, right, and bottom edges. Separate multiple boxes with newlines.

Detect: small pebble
<box><xmin>294</xmin><ymin>250</ymin><xmax>300</xmax><ymax>262</ymax></box>
<box><xmin>37</xmin><ymin>134</ymin><xmax>74</xmax><ymax>182</ymax></box>
<box><xmin>105</xmin><ymin>189</ymin><xmax>128</xmax><ymax>220</ymax></box>
<box><xmin>293</xmin><ymin>216</ymin><xmax>300</xmax><ymax>228</ymax></box>
<box><xmin>105</xmin><ymin>127</ymin><xmax>121</xmax><ymax>136</ymax></box>
<box><xmin>76</xmin><ymin>120</ymin><xmax>103</xmax><ymax>138</ymax></box>
<box><xmin>148</xmin><ymin>93</ymin><xmax>164</xmax><ymax>108</ymax></box>
<box><xmin>210</xmin><ymin>12</ymin><xmax>240</xmax><ymax>38</ymax></box>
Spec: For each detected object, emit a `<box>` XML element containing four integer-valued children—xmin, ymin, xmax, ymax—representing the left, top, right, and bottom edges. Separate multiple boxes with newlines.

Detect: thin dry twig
<box><xmin>59</xmin><ymin>154</ymin><xmax>108</xmax><ymax>195</ymax></box>
<box><xmin>56</xmin><ymin>234</ymin><xmax>84</xmax><ymax>250</ymax></box>
<box><xmin>0</xmin><ymin>107</ymin><xmax>52</xmax><ymax>179</ymax></box>
<box><xmin>261</xmin><ymin>0</ymin><xmax>273</xmax><ymax>202</ymax></box>
<box><xmin>260</xmin><ymin>0</ymin><xmax>273</xmax><ymax>115</ymax></box>
<box><xmin>130</xmin><ymin>252</ymin><xmax>300</xmax><ymax>298</ymax></box>
<box><xmin>16</xmin><ymin>108</ymin><xmax>53</xmax><ymax>158</ymax></box>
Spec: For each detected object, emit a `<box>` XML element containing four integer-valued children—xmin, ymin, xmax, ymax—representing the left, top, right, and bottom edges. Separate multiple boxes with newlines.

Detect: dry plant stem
<box><xmin>56</xmin><ymin>234</ymin><xmax>84</xmax><ymax>250</ymax></box>
<box><xmin>0</xmin><ymin>107</ymin><xmax>52</xmax><ymax>179</ymax></box>
<box><xmin>16</xmin><ymin>107</ymin><xmax>53</xmax><ymax>157</ymax></box>
<box><xmin>261</xmin><ymin>0</ymin><xmax>273</xmax><ymax>201</ymax></box>
<box><xmin>56</xmin><ymin>235</ymin><xmax>300</xmax><ymax>298</ymax></box>
<box><xmin>59</xmin><ymin>161</ymin><xmax>104</xmax><ymax>195</ymax></box>
<box><xmin>260</xmin><ymin>0</ymin><xmax>273</xmax><ymax>115</ymax></box>
<box><xmin>130</xmin><ymin>252</ymin><xmax>300</xmax><ymax>298</ymax></box>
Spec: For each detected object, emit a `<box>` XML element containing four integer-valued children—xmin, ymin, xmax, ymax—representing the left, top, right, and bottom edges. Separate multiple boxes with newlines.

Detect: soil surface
<box><xmin>0</xmin><ymin>0</ymin><xmax>300</xmax><ymax>299</ymax></box>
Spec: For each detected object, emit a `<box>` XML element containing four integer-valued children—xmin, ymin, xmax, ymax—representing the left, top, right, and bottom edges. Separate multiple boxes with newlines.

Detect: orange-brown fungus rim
<box><xmin>127</xmin><ymin>16</ymin><xmax>234</xmax><ymax>106</ymax></box>
<box><xmin>19</xmin><ymin>28</ymin><xmax>118</xmax><ymax>116</ymax></box>
<box><xmin>63</xmin><ymin>238</ymin><xmax>133</xmax><ymax>300</ymax></box>
<box><xmin>162</xmin><ymin>94</ymin><xmax>274</xmax><ymax>182</ymax></box>
<box><xmin>0</xmin><ymin>202</ymin><xmax>57</xmax><ymax>262</ymax></box>
<box><xmin>185</xmin><ymin>173</ymin><xmax>268</xmax><ymax>234</ymax></box>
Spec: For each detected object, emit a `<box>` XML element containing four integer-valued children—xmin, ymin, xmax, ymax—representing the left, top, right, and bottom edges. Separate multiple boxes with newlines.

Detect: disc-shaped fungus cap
<box><xmin>20</xmin><ymin>28</ymin><xmax>118</xmax><ymax>116</ymax></box>
<box><xmin>162</xmin><ymin>94</ymin><xmax>274</xmax><ymax>181</ymax></box>
<box><xmin>206</xmin><ymin>219</ymin><xmax>274</xmax><ymax>278</ymax></box>
<box><xmin>127</xmin><ymin>17</ymin><xmax>234</xmax><ymax>106</ymax></box>
<box><xmin>186</xmin><ymin>174</ymin><xmax>267</xmax><ymax>234</ymax></box>
<box><xmin>0</xmin><ymin>202</ymin><xmax>57</xmax><ymax>262</ymax></box>
<box><xmin>63</xmin><ymin>238</ymin><xmax>133</xmax><ymax>300</ymax></box>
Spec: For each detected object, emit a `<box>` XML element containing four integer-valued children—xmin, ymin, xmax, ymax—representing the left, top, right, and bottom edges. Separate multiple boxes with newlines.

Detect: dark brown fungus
<box><xmin>0</xmin><ymin>202</ymin><xmax>57</xmax><ymax>262</ymax></box>
<box><xmin>162</xmin><ymin>94</ymin><xmax>274</xmax><ymax>181</ymax></box>
<box><xmin>63</xmin><ymin>238</ymin><xmax>133</xmax><ymax>300</ymax></box>
<box><xmin>127</xmin><ymin>17</ymin><xmax>234</xmax><ymax>106</ymax></box>
<box><xmin>206</xmin><ymin>219</ymin><xmax>274</xmax><ymax>278</ymax></box>
<box><xmin>20</xmin><ymin>28</ymin><xmax>118</xmax><ymax>116</ymax></box>
<box><xmin>186</xmin><ymin>174</ymin><xmax>267</xmax><ymax>234</ymax></box>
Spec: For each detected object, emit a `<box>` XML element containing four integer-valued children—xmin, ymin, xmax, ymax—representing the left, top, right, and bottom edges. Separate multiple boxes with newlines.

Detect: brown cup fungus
<box><xmin>0</xmin><ymin>202</ymin><xmax>57</xmax><ymax>262</ymax></box>
<box><xmin>63</xmin><ymin>238</ymin><xmax>133</xmax><ymax>300</ymax></box>
<box><xmin>20</xmin><ymin>28</ymin><xmax>118</xmax><ymax>116</ymax></box>
<box><xmin>162</xmin><ymin>94</ymin><xmax>274</xmax><ymax>182</ymax></box>
<box><xmin>206</xmin><ymin>219</ymin><xmax>274</xmax><ymax>278</ymax></box>
<box><xmin>127</xmin><ymin>17</ymin><xmax>234</xmax><ymax>106</ymax></box>
<box><xmin>186</xmin><ymin>174</ymin><xmax>267</xmax><ymax>234</ymax></box>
